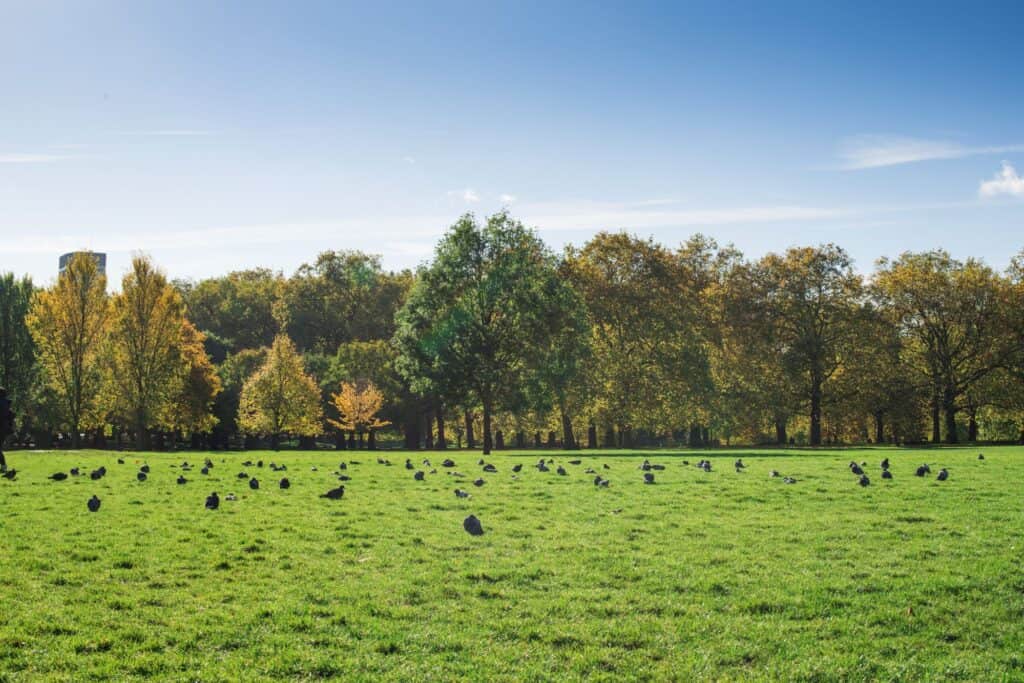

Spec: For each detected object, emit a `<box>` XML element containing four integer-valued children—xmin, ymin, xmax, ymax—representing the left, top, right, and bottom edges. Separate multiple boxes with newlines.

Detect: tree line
<box><xmin>2</xmin><ymin>211</ymin><xmax>1023</xmax><ymax>453</ymax></box>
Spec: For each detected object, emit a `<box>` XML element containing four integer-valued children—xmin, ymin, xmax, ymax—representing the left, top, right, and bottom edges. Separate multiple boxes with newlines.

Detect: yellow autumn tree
<box><xmin>26</xmin><ymin>253</ymin><xmax>110</xmax><ymax>447</ymax></box>
<box><xmin>161</xmin><ymin>320</ymin><xmax>222</xmax><ymax>437</ymax></box>
<box><xmin>238</xmin><ymin>334</ymin><xmax>322</xmax><ymax>449</ymax></box>
<box><xmin>106</xmin><ymin>255</ymin><xmax>187</xmax><ymax>449</ymax></box>
<box><xmin>328</xmin><ymin>380</ymin><xmax>390</xmax><ymax>449</ymax></box>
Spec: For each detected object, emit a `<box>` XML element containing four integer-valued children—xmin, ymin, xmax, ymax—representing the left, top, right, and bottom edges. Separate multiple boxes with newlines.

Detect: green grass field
<box><xmin>0</xmin><ymin>446</ymin><xmax>1022</xmax><ymax>681</ymax></box>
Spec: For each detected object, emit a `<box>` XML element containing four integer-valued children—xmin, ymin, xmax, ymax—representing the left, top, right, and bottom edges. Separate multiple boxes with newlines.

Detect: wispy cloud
<box><xmin>448</xmin><ymin>188</ymin><xmax>480</xmax><ymax>203</ymax></box>
<box><xmin>115</xmin><ymin>130</ymin><xmax>214</xmax><ymax>137</ymax></box>
<box><xmin>979</xmin><ymin>161</ymin><xmax>1024</xmax><ymax>198</ymax></box>
<box><xmin>837</xmin><ymin>135</ymin><xmax>1024</xmax><ymax>170</ymax></box>
<box><xmin>499</xmin><ymin>193</ymin><xmax>517</xmax><ymax>204</ymax></box>
<box><xmin>0</xmin><ymin>153</ymin><xmax>71</xmax><ymax>163</ymax></box>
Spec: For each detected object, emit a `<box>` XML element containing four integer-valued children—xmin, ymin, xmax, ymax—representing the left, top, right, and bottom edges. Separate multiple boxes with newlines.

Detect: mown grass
<box><xmin>0</xmin><ymin>446</ymin><xmax>1022</xmax><ymax>681</ymax></box>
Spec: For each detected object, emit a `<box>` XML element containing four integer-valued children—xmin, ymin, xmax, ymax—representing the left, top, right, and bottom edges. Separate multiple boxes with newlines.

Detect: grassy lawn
<box><xmin>0</xmin><ymin>446</ymin><xmax>1022</xmax><ymax>681</ymax></box>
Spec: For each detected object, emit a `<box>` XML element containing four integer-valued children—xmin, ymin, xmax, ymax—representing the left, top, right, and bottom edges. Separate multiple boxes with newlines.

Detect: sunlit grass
<box><xmin>0</xmin><ymin>445</ymin><xmax>1021</xmax><ymax>681</ymax></box>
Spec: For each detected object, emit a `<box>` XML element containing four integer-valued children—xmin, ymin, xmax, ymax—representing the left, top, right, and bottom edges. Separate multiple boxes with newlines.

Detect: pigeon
<box><xmin>242</xmin><ymin>460</ymin><xmax>253</xmax><ymax>467</ymax></box>
<box><xmin>225</xmin><ymin>493</ymin><xmax>237</xmax><ymax>501</ymax></box>
<box><xmin>483</xmin><ymin>464</ymin><xmax>497</xmax><ymax>473</ymax></box>
<box><xmin>735</xmin><ymin>459</ymin><xmax>745</xmax><ymax>469</ymax></box>
<box><xmin>1</xmin><ymin>469</ymin><xmax>15</xmax><ymax>480</ymax></box>
<box><xmin>204</xmin><ymin>458</ymin><xmax>214</xmax><ymax>468</ymax></box>
<box><xmin>651</xmin><ymin>464</ymin><xmax>665</xmax><ymax>471</ymax></box>
<box><xmin>49</xmin><ymin>472</ymin><xmax>68</xmax><ymax>481</ymax></box>
<box><xmin>641</xmin><ymin>460</ymin><xmax>652</xmax><ymax>471</ymax></box>
<box><xmin>556</xmin><ymin>466</ymin><xmax>567</xmax><ymax>476</ymax></box>
<box><xmin>338</xmin><ymin>474</ymin><xmax>351</xmax><ymax>481</ymax></box>
<box><xmin>70</xmin><ymin>468</ymin><xmax>80</xmax><ymax>476</ymax></box>
<box><xmin>603</xmin><ymin>464</ymin><xmax>610</xmax><ymax>470</ymax></box>
<box><xmin>201</xmin><ymin>467</ymin><xmax>209</xmax><ymax>475</ymax></box>
<box><xmin>881</xmin><ymin>470</ymin><xmax>893</xmax><ymax>479</ymax></box>
<box><xmin>237</xmin><ymin>472</ymin><xmax>249</xmax><ymax>479</ymax></box>
<box><xmin>442</xmin><ymin>459</ymin><xmax>456</xmax><ymax>468</ymax></box>
<box><xmin>477</xmin><ymin>458</ymin><xmax>485</xmax><ymax>466</ymax></box>
<box><xmin>310</xmin><ymin>466</ymin><xmax>318</xmax><ymax>472</ymax></box>
<box><xmin>593</xmin><ymin>476</ymin><xmax>610</xmax><ymax>487</ymax></box>
<box><xmin>338</xmin><ymin>462</ymin><xmax>347</xmax><ymax>470</ymax></box>
<box><xmin>177</xmin><ymin>475</ymin><xmax>187</xmax><ymax>485</ymax></box>
<box><xmin>249</xmin><ymin>478</ymin><xmax>259</xmax><ymax>490</ymax></box>
<box><xmin>87</xmin><ymin>495</ymin><xmax>101</xmax><ymax>512</ymax></box>
<box><xmin>205</xmin><ymin>492</ymin><xmax>220</xmax><ymax>510</ymax></box>
<box><xmin>405</xmin><ymin>459</ymin><xmax>414</xmax><ymax>470</ymax></box>
<box><xmin>140</xmin><ymin>465</ymin><xmax>150</xmax><ymax>474</ymax></box>
<box><xmin>257</xmin><ymin>460</ymin><xmax>263</xmax><ymax>468</ymax></box>
<box><xmin>512</xmin><ymin>464</ymin><xmax>523</xmax><ymax>473</ymax></box>
<box><xmin>117</xmin><ymin>458</ymin><xmax>125</xmax><ymax>464</ymax></box>
<box><xmin>915</xmin><ymin>465</ymin><xmax>929</xmax><ymax>477</ymax></box>
<box><xmin>643</xmin><ymin>472</ymin><xmax>655</xmax><ymax>484</ymax></box>
<box><xmin>598</xmin><ymin>478</ymin><xmax>610</xmax><ymax>487</ymax></box>
<box><xmin>473</xmin><ymin>478</ymin><xmax>485</xmax><ymax>487</ymax></box>
<box><xmin>454</xmin><ymin>489</ymin><xmax>470</xmax><ymax>498</ymax></box>
<box><xmin>783</xmin><ymin>477</ymin><xmax>797</xmax><ymax>484</ymax></box>
<box><xmin>769</xmin><ymin>470</ymin><xmax>780</xmax><ymax>478</ymax></box>
<box><xmin>279</xmin><ymin>478</ymin><xmax>290</xmax><ymax>489</ymax></box>
<box><xmin>937</xmin><ymin>468</ymin><xmax>949</xmax><ymax>481</ymax></box>
<box><xmin>881</xmin><ymin>458</ymin><xmax>890</xmax><ymax>470</ymax></box>
<box><xmin>858</xmin><ymin>474</ymin><xmax>870</xmax><ymax>487</ymax></box>
<box><xmin>536</xmin><ymin>462</ymin><xmax>550</xmax><ymax>472</ymax></box>
<box><xmin>850</xmin><ymin>462</ymin><xmax>864</xmax><ymax>475</ymax></box>
<box><xmin>585</xmin><ymin>468</ymin><xmax>596</xmax><ymax>474</ymax></box>
<box><xmin>414</xmin><ymin>471</ymin><xmax>425</xmax><ymax>481</ymax></box>
<box><xmin>701</xmin><ymin>461</ymin><xmax>712</xmax><ymax>472</ymax></box>
<box><xmin>90</xmin><ymin>467</ymin><xmax>105</xmax><ymax>480</ymax></box>
<box><xmin>137</xmin><ymin>472</ymin><xmax>147</xmax><ymax>482</ymax></box>
<box><xmin>320</xmin><ymin>486</ymin><xmax>345</xmax><ymax>500</ymax></box>
<box><xmin>568</xmin><ymin>459</ymin><xmax>581</xmax><ymax>465</ymax></box>
<box><xmin>978</xmin><ymin>453</ymin><xmax>985</xmax><ymax>460</ymax></box>
<box><xmin>463</xmin><ymin>515</ymin><xmax>484</xmax><ymax>536</ymax></box>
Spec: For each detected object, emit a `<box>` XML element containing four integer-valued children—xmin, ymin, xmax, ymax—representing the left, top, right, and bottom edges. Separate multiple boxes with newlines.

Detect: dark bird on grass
<box><xmin>49</xmin><ymin>472</ymin><xmax>68</xmax><ymax>481</ymax></box>
<box><xmin>569</xmin><ymin>460</ymin><xmax>581</xmax><ymax>465</ymax></box>
<box><xmin>87</xmin><ymin>495</ymin><xmax>101</xmax><ymax>512</ymax></box>
<box><xmin>682</xmin><ymin>460</ymin><xmax>689</xmax><ymax>466</ymax></box>
<box><xmin>405</xmin><ymin>459</ymin><xmax>414</xmax><ymax>470</ymax></box>
<box><xmin>177</xmin><ymin>475</ymin><xmax>187</xmax><ymax>485</ymax></box>
<box><xmin>201</xmin><ymin>467</ymin><xmax>209</xmax><ymax>475</ymax></box>
<box><xmin>242</xmin><ymin>460</ymin><xmax>253</xmax><ymax>467</ymax></box>
<box><xmin>237</xmin><ymin>472</ymin><xmax>248</xmax><ymax>479</ymax></box>
<box><xmin>483</xmin><ymin>463</ymin><xmax>497</xmax><ymax>473</ymax></box>
<box><xmin>915</xmin><ymin>464</ymin><xmax>930</xmax><ymax>477</ymax></box>
<box><xmin>225</xmin><ymin>493</ymin><xmax>237</xmax><ymax>501</ymax></box>
<box><xmin>414</xmin><ymin>471</ymin><xmax>425</xmax><ymax>481</ymax></box>
<box><xmin>473</xmin><ymin>478</ymin><xmax>485</xmax><ymax>487</ymax></box>
<box><xmin>598</xmin><ymin>478</ymin><xmax>610</xmax><ymax>487</ymax></box>
<box><xmin>90</xmin><ymin>467</ymin><xmax>105</xmax><ymax>480</ymax></box>
<box><xmin>701</xmin><ymin>461</ymin><xmax>712</xmax><ymax>472</ymax></box>
<box><xmin>249</xmin><ymin>477</ymin><xmax>259</xmax><ymax>490</ymax></box>
<box><xmin>881</xmin><ymin>458</ymin><xmax>890</xmax><ymax>470</ymax></box>
<box><xmin>858</xmin><ymin>474</ymin><xmax>870</xmax><ymax>487</ymax></box>
<box><xmin>463</xmin><ymin>515</ymin><xmax>484</xmax><ymax>536</ymax></box>
<box><xmin>641</xmin><ymin>460</ymin><xmax>652</xmax><ymax>471</ymax></box>
<box><xmin>594</xmin><ymin>476</ymin><xmax>610</xmax><ymax>487</ymax></box>
<box><xmin>769</xmin><ymin>470</ymin><xmax>780</xmax><ymax>478</ymax></box>
<box><xmin>257</xmin><ymin>460</ymin><xmax>263</xmax><ymax>468</ymax></box>
<box><xmin>137</xmin><ymin>472</ymin><xmax>147</xmax><ymax>482</ymax></box>
<box><xmin>603</xmin><ymin>464</ymin><xmax>610</xmax><ymax>470</ymax></box>
<box><xmin>279</xmin><ymin>478</ymin><xmax>290</xmax><ymax>489</ymax></box>
<box><xmin>205</xmin><ymin>492</ymin><xmax>220</xmax><ymax>510</ymax></box>
<box><xmin>734</xmin><ymin>459</ymin><xmax>745</xmax><ymax>469</ymax></box>
<box><xmin>643</xmin><ymin>472</ymin><xmax>655</xmax><ymax>484</ymax></box>
<box><xmin>117</xmin><ymin>458</ymin><xmax>125</xmax><ymax>464</ymax></box>
<box><xmin>2</xmin><ymin>469</ymin><xmax>15</xmax><ymax>480</ymax></box>
<box><xmin>652</xmin><ymin>464</ymin><xmax>665</xmax><ymax>471</ymax></box>
<box><xmin>339</xmin><ymin>462</ymin><xmax>347</xmax><ymax>470</ymax></box>
<box><xmin>477</xmin><ymin>458</ymin><xmax>485</xmax><ymax>466</ymax></box>
<box><xmin>850</xmin><ymin>463</ymin><xmax>864</xmax><ymax>475</ymax></box>
<box><xmin>537</xmin><ymin>462</ymin><xmax>550</xmax><ymax>472</ymax></box>
<box><xmin>557</xmin><ymin>466</ymin><xmax>567</xmax><ymax>476</ymax></box>
<box><xmin>140</xmin><ymin>465</ymin><xmax>150</xmax><ymax>474</ymax></box>
<box><xmin>882</xmin><ymin>470</ymin><xmax>893</xmax><ymax>480</ymax></box>
<box><xmin>454</xmin><ymin>489</ymin><xmax>470</xmax><ymax>498</ymax></box>
<box><xmin>937</xmin><ymin>468</ymin><xmax>949</xmax><ymax>481</ymax></box>
<box><xmin>783</xmin><ymin>477</ymin><xmax>797</xmax><ymax>484</ymax></box>
<box><xmin>310</xmin><ymin>466</ymin><xmax>318</xmax><ymax>472</ymax></box>
<box><xmin>205</xmin><ymin>458</ymin><xmax>214</xmax><ymax>468</ymax></box>
<box><xmin>585</xmin><ymin>468</ymin><xmax>596</xmax><ymax>474</ymax></box>
<box><xmin>442</xmin><ymin>459</ymin><xmax>456</xmax><ymax>468</ymax></box>
<box><xmin>978</xmin><ymin>453</ymin><xmax>985</xmax><ymax>460</ymax></box>
<box><xmin>320</xmin><ymin>486</ymin><xmax>345</xmax><ymax>500</ymax></box>
<box><xmin>338</xmin><ymin>474</ymin><xmax>351</xmax><ymax>481</ymax></box>
<box><xmin>512</xmin><ymin>464</ymin><xmax>523</xmax><ymax>473</ymax></box>
<box><xmin>70</xmin><ymin>468</ymin><xmax>80</xmax><ymax>476</ymax></box>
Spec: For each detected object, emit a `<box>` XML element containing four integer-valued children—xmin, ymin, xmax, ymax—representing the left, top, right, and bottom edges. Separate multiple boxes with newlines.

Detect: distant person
<box><xmin>0</xmin><ymin>388</ymin><xmax>14</xmax><ymax>471</ymax></box>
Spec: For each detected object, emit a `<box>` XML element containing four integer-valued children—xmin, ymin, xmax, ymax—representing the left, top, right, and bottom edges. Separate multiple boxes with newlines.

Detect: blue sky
<box><xmin>2</xmin><ymin>1</ymin><xmax>1023</xmax><ymax>285</ymax></box>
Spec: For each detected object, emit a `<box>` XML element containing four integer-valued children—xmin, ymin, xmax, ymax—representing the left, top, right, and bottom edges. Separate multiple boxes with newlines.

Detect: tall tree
<box><xmin>394</xmin><ymin>212</ymin><xmax>580</xmax><ymax>454</ymax></box>
<box><xmin>162</xmin><ymin>321</ymin><xmax>222</xmax><ymax>438</ymax></box>
<box><xmin>179</xmin><ymin>268</ymin><xmax>284</xmax><ymax>353</ymax></box>
<box><xmin>26</xmin><ymin>254</ymin><xmax>110</xmax><ymax>448</ymax></box>
<box><xmin>873</xmin><ymin>251</ymin><xmax>1016</xmax><ymax>443</ymax></box>
<box><xmin>238</xmin><ymin>334</ymin><xmax>322</xmax><ymax>449</ymax></box>
<box><xmin>0</xmin><ymin>273</ymin><xmax>35</xmax><ymax>414</ymax></box>
<box><xmin>106</xmin><ymin>255</ymin><xmax>187</xmax><ymax>449</ymax></box>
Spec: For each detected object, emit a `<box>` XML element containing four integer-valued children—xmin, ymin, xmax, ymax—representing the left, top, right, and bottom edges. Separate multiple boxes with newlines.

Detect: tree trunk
<box><xmin>515</xmin><ymin>431</ymin><xmax>525</xmax><ymax>449</ymax></box>
<box><xmin>587</xmin><ymin>423</ymin><xmax>597</xmax><ymax>449</ymax></box>
<box><xmin>335</xmin><ymin>432</ymin><xmax>345</xmax><ymax>450</ymax></box>
<box><xmin>482</xmin><ymin>401</ymin><xmax>492</xmax><ymax>455</ymax></box>
<box><xmin>495</xmin><ymin>429</ymin><xmax>504</xmax><ymax>450</ymax></box>
<box><xmin>809</xmin><ymin>376</ymin><xmax>822</xmax><ymax>447</ymax></box>
<box><xmin>943</xmin><ymin>388</ymin><xmax>958</xmax><ymax>444</ymax></box>
<box><xmin>547</xmin><ymin>430</ymin><xmax>557</xmax><ymax>448</ymax></box>
<box><xmin>775</xmin><ymin>418</ymin><xmax>787</xmax><ymax>446</ymax></box>
<box><xmin>435</xmin><ymin>404</ymin><xmax>446</xmax><ymax>449</ymax></box>
<box><xmin>357</xmin><ymin>432</ymin><xmax>365</xmax><ymax>449</ymax></box>
<box><xmin>604</xmin><ymin>425</ymin><xmax>615</xmax><ymax>448</ymax></box>
<box><xmin>424</xmin><ymin>411</ymin><xmax>434</xmax><ymax>450</ymax></box>
<box><xmin>967</xmin><ymin>410</ymin><xmax>978</xmax><ymax>442</ymax></box>
<box><xmin>689</xmin><ymin>424</ymin><xmax>702</xmax><ymax>447</ymax></box>
<box><xmin>348</xmin><ymin>432</ymin><xmax>356</xmax><ymax>449</ymax></box>
<box><xmin>561</xmin><ymin>412</ymin><xmax>576</xmax><ymax>449</ymax></box>
<box><xmin>368</xmin><ymin>430</ymin><xmax>376</xmax><ymax>450</ymax></box>
<box><xmin>465</xmin><ymin>411</ymin><xmax>475</xmax><ymax>449</ymax></box>
<box><xmin>534</xmin><ymin>431</ymin><xmax>542</xmax><ymax>448</ymax></box>
<box><xmin>404</xmin><ymin>415</ymin><xmax>420</xmax><ymax>450</ymax></box>
<box><xmin>271</xmin><ymin>432</ymin><xmax>280</xmax><ymax>451</ymax></box>
<box><xmin>874</xmin><ymin>411</ymin><xmax>885</xmax><ymax>444</ymax></box>
<box><xmin>931</xmin><ymin>397</ymin><xmax>941</xmax><ymax>443</ymax></box>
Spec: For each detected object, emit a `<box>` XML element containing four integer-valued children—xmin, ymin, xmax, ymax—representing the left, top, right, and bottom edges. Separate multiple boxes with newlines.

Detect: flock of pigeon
<box><xmin>0</xmin><ymin>449</ymin><xmax>967</xmax><ymax>536</ymax></box>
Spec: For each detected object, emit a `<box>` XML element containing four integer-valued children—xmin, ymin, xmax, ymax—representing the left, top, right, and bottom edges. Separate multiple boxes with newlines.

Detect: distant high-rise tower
<box><xmin>59</xmin><ymin>251</ymin><xmax>107</xmax><ymax>276</ymax></box>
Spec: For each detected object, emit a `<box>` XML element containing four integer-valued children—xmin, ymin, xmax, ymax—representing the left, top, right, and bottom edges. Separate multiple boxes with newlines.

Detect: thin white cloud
<box><xmin>0</xmin><ymin>153</ymin><xmax>70</xmax><ymax>163</ymax></box>
<box><xmin>499</xmin><ymin>193</ymin><xmax>517</xmax><ymax>204</ymax></box>
<box><xmin>837</xmin><ymin>135</ymin><xmax>1024</xmax><ymax>170</ymax></box>
<box><xmin>979</xmin><ymin>161</ymin><xmax>1024</xmax><ymax>198</ymax></box>
<box><xmin>447</xmin><ymin>188</ymin><xmax>480</xmax><ymax>203</ymax></box>
<box><xmin>115</xmin><ymin>130</ymin><xmax>213</xmax><ymax>136</ymax></box>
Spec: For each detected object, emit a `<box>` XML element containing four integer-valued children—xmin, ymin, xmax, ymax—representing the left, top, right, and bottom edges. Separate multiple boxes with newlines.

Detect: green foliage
<box><xmin>238</xmin><ymin>335</ymin><xmax>323</xmax><ymax>442</ymax></box>
<box><xmin>0</xmin><ymin>272</ymin><xmax>35</xmax><ymax>415</ymax></box>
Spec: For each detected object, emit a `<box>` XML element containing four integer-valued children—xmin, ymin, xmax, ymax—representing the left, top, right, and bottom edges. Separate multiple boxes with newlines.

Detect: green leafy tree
<box><xmin>0</xmin><ymin>273</ymin><xmax>35</xmax><ymax>419</ymax></box>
